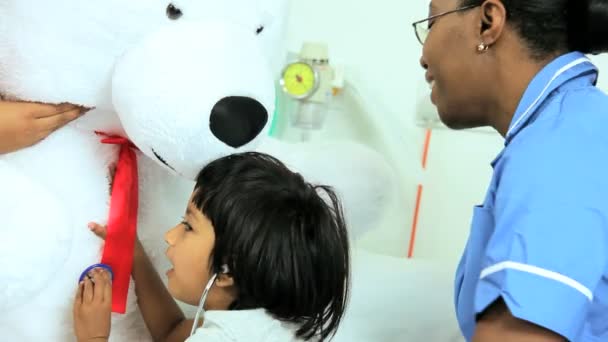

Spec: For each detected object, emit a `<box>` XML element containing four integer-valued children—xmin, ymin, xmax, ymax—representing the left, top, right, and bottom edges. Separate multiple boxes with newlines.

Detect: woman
<box><xmin>412</xmin><ymin>0</ymin><xmax>608</xmax><ymax>341</ymax></box>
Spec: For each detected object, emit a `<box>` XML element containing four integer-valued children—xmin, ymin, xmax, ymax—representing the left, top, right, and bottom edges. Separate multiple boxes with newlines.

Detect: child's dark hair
<box><xmin>191</xmin><ymin>152</ymin><xmax>350</xmax><ymax>341</ymax></box>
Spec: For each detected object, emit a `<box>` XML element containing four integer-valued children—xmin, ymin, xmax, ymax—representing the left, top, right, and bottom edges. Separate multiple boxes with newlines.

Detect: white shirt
<box><xmin>186</xmin><ymin>309</ymin><xmax>311</xmax><ymax>342</ymax></box>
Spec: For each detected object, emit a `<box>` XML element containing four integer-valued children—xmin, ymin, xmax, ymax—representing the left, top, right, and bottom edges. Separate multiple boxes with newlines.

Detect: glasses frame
<box><xmin>412</xmin><ymin>4</ymin><xmax>480</xmax><ymax>45</ymax></box>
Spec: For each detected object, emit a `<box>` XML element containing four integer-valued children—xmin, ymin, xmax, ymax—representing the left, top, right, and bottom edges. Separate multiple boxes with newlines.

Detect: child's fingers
<box><xmin>88</xmin><ymin>222</ymin><xmax>108</xmax><ymax>240</ymax></box>
<box><xmin>91</xmin><ymin>270</ymin><xmax>104</xmax><ymax>304</ymax></box>
<box><xmin>104</xmin><ymin>276</ymin><xmax>112</xmax><ymax>306</ymax></box>
<box><xmin>91</xmin><ymin>269</ymin><xmax>112</xmax><ymax>304</ymax></box>
<box><xmin>101</xmin><ymin>269</ymin><xmax>112</xmax><ymax>305</ymax></box>
<box><xmin>83</xmin><ymin>276</ymin><xmax>94</xmax><ymax>304</ymax></box>
<box><xmin>74</xmin><ymin>281</ymin><xmax>84</xmax><ymax>306</ymax></box>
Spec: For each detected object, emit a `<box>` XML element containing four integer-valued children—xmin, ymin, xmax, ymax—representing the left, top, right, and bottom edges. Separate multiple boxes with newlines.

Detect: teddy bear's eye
<box><xmin>256</xmin><ymin>26</ymin><xmax>265</xmax><ymax>35</ymax></box>
<box><xmin>166</xmin><ymin>3</ymin><xmax>183</xmax><ymax>20</ymax></box>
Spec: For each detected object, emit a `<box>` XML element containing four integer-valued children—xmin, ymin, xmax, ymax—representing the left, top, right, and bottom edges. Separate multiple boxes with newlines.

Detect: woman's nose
<box><xmin>164</xmin><ymin>225</ymin><xmax>180</xmax><ymax>245</ymax></box>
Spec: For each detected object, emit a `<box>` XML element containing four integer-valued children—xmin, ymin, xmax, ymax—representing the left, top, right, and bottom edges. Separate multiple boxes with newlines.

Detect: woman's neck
<box><xmin>488</xmin><ymin>52</ymin><xmax>559</xmax><ymax>137</ymax></box>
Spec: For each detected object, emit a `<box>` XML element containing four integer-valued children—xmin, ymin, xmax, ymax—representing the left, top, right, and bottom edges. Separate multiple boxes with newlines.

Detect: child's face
<box><xmin>164</xmin><ymin>200</ymin><xmax>215</xmax><ymax>306</ymax></box>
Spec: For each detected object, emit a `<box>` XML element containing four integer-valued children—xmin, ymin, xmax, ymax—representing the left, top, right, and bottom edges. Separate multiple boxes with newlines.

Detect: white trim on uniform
<box><xmin>479</xmin><ymin>261</ymin><xmax>593</xmax><ymax>301</ymax></box>
<box><xmin>507</xmin><ymin>57</ymin><xmax>596</xmax><ymax>139</ymax></box>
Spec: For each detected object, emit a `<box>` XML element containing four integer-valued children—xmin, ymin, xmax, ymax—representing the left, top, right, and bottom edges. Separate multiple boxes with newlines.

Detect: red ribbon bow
<box><xmin>96</xmin><ymin>132</ymin><xmax>139</xmax><ymax>314</ymax></box>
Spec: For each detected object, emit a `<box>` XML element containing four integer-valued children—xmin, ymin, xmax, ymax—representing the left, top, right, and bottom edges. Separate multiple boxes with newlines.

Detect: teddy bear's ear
<box><xmin>166</xmin><ymin>3</ymin><xmax>183</xmax><ymax>20</ymax></box>
<box><xmin>251</xmin><ymin>0</ymin><xmax>290</xmax><ymax>75</ymax></box>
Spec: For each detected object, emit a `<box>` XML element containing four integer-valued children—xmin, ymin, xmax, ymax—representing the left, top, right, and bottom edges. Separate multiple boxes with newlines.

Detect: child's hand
<box><xmin>88</xmin><ymin>222</ymin><xmax>108</xmax><ymax>240</ymax></box>
<box><xmin>73</xmin><ymin>268</ymin><xmax>112</xmax><ymax>342</ymax></box>
<box><xmin>89</xmin><ymin>222</ymin><xmax>143</xmax><ymax>255</ymax></box>
<box><xmin>0</xmin><ymin>100</ymin><xmax>86</xmax><ymax>154</ymax></box>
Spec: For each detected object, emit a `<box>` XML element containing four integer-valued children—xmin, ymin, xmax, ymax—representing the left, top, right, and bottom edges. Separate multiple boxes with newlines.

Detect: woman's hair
<box><xmin>192</xmin><ymin>152</ymin><xmax>350</xmax><ymax>341</ymax></box>
<box><xmin>461</xmin><ymin>0</ymin><xmax>608</xmax><ymax>58</ymax></box>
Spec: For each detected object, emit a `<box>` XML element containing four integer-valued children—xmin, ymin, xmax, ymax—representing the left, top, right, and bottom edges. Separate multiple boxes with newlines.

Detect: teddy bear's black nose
<box><xmin>209</xmin><ymin>96</ymin><xmax>269</xmax><ymax>148</ymax></box>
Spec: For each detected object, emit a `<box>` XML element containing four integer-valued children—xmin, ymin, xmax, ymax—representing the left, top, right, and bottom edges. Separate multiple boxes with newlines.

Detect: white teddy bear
<box><xmin>0</xmin><ymin>0</ymin><xmax>394</xmax><ymax>340</ymax></box>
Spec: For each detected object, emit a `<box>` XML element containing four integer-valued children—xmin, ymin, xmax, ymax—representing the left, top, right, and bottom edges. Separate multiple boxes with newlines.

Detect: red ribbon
<box><xmin>97</xmin><ymin>132</ymin><xmax>139</xmax><ymax>314</ymax></box>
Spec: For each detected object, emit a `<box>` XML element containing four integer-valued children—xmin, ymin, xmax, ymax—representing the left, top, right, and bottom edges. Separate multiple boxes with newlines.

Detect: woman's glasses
<box><xmin>412</xmin><ymin>4</ymin><xmax>479</xmax><ymax>45</ymax></box>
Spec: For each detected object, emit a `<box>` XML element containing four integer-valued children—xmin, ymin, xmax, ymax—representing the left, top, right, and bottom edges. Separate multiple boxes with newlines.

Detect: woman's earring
<box><xmin>477</xmin><ymin>42</ymin><xmax>489</xmax><ymax>52</ymax></box>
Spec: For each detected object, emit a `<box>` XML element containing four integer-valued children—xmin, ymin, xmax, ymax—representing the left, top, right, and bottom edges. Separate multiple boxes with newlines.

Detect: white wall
<box><xmin>284</xmin><ymin>0</ymin><xmax>608</xmax><ymax>268</ymax></box>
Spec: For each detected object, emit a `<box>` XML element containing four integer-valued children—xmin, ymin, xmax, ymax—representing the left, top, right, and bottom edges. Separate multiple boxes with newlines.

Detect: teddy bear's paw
<box><xmin>0</xmin><ymin>161</ymin><xmax>73</xmax><ymax>311</ymax></box>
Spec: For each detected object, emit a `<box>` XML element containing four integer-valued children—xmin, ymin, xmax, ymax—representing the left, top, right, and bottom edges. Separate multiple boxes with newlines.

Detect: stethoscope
<box><xmin>190</xmin><ymin>264</ymin><xmax>230</xmax><ymax>336</ymax></box>
<box><xmin>79</xmin><ymin>263</ymin><xmax>226</xmax><ymax>337</ymax></box>
<box><xmin>79</xmin><ymin>263</ymin><xmax>114</xmax><ymax>283</ymax></box>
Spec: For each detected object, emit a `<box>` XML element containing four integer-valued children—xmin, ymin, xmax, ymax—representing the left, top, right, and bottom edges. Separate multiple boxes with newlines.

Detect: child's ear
<box><xmin>215</xmin><ymin>273</ymin><xmax>234</xmax><ymax>288</ymax></box>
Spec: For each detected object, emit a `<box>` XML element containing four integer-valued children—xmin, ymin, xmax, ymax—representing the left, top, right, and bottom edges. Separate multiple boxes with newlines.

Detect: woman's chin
<box><xmin>439</xmin><ymin>114</ymin><xmax>485</xmax><ymax>130</ymax></box>
<box><xmin>438</xmin><ymin>111</ymin><xmax>466</xmax><ymax>130</ymax></box>
<box><xmin>436</xmin><ymin>107</ymin><xmax>452</xmax><ymax>126</ymax></box>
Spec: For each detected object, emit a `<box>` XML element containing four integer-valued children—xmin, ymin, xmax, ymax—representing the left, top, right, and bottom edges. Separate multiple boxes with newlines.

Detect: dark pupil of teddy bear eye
<box><xmin>166</xmin><ymin>4</ymin><xmax>183</xmax><ymax>20</ymax></box>
<box><xmin>256</xmin><ymin>26</ymin><xmax>264</xmax><ymax>35</ymax></box>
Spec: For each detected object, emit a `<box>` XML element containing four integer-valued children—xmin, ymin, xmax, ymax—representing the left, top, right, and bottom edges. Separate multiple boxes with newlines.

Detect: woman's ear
<box><xmin>479</xmin><ymin>0</ymin><xmax>507</xmax><ymax>46</ymax></box>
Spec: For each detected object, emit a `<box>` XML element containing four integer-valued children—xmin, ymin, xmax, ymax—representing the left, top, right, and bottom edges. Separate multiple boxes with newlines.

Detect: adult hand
<box><xmin>0</xmin><ymin>100</ymin><xmax>86</xmax><ymax>154</ymax></box>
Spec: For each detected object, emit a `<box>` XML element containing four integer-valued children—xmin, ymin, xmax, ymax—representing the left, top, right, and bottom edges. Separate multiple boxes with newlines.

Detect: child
<box><xmin>74</xmin><ymin>152</ymin><xmax>351</xmax><ymax>342</ymax></box>
<box><xmin>0</xmin><ymin>99</ymin><xmax>84</xmax><ymax>154</ymax></box>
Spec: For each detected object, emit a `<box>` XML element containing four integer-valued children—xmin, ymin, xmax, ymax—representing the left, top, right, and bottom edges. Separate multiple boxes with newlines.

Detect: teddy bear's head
<box><xmin>0</xmin><ymin>0</ymin><xmax>289</xmax><ymax>178</ymax></box>
<box><xmin>112</xmin><ymin>18</ymin><xmax>277</xmax><ymax>179</ymax></box>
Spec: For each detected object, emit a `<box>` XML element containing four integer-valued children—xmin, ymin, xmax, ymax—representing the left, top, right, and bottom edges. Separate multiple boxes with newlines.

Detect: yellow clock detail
<box><xmin>280</xmin><ymin>62</ymin><xmax>319</xmax><ymax>99</ymax></box>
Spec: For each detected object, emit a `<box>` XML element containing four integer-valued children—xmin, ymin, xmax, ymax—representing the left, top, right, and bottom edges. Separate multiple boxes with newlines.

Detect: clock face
<box><xmin>280</xmin><ymin>62</ymin><xmax>318</xmax><ymax>99</ymax></box>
